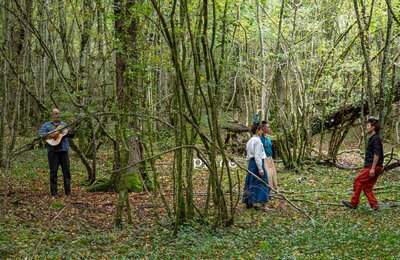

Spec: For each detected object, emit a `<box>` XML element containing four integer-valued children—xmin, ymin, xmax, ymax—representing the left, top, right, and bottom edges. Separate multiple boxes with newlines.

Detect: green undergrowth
<box><xmin>2</xmin><ymin>206</ymin><xmax>400</xmax><ymax>259</ymax></box>
<box><xmin>2</xmin><ymin>147</ymin><xmax>400</xmax><ymax>258</ymax></box>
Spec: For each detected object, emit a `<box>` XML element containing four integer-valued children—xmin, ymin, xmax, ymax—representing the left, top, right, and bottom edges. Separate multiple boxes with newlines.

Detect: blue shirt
<box><xmin>39</xmin><ymin>121</ymin><xmax>73</xmax><ymax>152</ymax></box>
<box><xmin>253</xmin><ymin>114</ymin><xmax>259</xmax><ymax>124</ymax></box>
<box><xmin>260</xmin><ymin>135</ymin><xmax>273</xmax><ymax>157</ymax></box>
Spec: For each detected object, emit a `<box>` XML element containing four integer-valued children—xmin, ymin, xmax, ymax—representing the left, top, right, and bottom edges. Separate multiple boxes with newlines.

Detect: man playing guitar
<box><xmin>39</xmin><ymin>108</ymin><xmax>75</xmax><ymax>197</ymax></box>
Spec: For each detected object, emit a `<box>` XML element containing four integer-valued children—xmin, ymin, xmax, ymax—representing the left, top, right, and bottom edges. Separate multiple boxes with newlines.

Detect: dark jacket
<box><xmin>364</xmin><ymin>133</ymin><xmax>383</xmax><ymax>167</ymax></box>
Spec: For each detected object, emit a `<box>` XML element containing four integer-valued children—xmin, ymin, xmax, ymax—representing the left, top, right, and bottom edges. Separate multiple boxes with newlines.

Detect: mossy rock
<box><xmin>87</xmin><ymin>173</ymin><xmax>144</xmax><ymax>192</ymax></box>
<box><xmin>125</xmin><ymin>172</ymin><xmax>144</xmax><ymax>192</ymax></box>
<box><xmin>87</xmin><ymin>179</ymin><xmax>113</xmax><ymax>192</ymax></box>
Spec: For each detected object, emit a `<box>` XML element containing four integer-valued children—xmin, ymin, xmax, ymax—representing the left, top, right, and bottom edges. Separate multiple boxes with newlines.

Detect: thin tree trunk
<box><xmin>379</xmin><ymin>0</ymin><xmax>393</xmax><ymax>134</ymax></box>
<box><xmin>0</xmin><ymin>0</ymin><xmax>11</xmax><ymax>167</ymax></box>
<box><xmin>274</xmin><ymin>0</ymin><xmax>286</xmax><ymax>114</ymax></box>
<box><xmin>173</xmin><ymin>80</ymin><xmax>186</xmax><ymax>234</ymax></box>
<box><xmin>353</xmin><ymin>0</ymin><xmax>375</xmax><ymax>115</ymax></box>
<box><xmin>256</xmin><ymin>0</ymin><xmax>266</xmax><ymax>120</ymax></box>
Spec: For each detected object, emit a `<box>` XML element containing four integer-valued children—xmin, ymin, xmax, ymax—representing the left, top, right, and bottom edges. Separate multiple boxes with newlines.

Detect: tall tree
<box><xmin>112</xmin><ymin>0</ymin><xmax>148</xmax><ymax>229</ymax></box>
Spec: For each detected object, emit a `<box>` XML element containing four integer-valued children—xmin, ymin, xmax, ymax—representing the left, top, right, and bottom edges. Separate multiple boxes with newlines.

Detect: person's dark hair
<box><xmin>251</xmin><ymin>124</ymin><xmax>262</xmax><ymax>134</ymax></box>
<box><xmin>261</xmin><ymin>120</ymin><xmax>267</xmax><ymax>128</ymax></box>
<box><xmin>261</xmin><ymin>121</ymin><xmax>268</xmax><ymax>129</ymax></box>
<box><xmin>368</xmin><ymin>118</ymin><xmax>381</xmax><ymax>133</ymax></box>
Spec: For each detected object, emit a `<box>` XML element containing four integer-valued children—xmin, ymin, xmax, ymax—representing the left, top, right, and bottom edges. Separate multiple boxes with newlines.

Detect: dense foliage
<box><xmin>1</xmin><ymin>0</ymin><xmax>400</xmax><ymax>234</ymax></box>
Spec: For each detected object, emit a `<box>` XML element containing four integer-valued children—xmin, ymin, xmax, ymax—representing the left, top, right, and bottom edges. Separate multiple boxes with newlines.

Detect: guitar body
<box><xmin>45</xmin><ymin>125</ymin><xmax>69</xmax><ymax>146</ymax></box>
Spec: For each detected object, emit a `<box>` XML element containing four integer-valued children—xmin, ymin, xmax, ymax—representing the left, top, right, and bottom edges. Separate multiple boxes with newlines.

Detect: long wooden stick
<box><xmin>227</xmin><ymin>156</ymin><xmax>316</xmax><ymax>224</ymax></box>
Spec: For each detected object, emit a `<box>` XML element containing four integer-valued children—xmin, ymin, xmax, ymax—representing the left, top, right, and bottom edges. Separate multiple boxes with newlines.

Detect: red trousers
<box><xmin>350</xmin><ymin>166</ymin><xmax>382</xmax><ymax>209</ymax></box>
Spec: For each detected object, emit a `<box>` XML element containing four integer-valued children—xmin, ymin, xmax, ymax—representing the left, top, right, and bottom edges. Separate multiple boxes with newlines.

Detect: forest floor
<box><xmin>1</xmin><ymin>143</ymin><xmax>400</xmax><ymax>259</ymax></box>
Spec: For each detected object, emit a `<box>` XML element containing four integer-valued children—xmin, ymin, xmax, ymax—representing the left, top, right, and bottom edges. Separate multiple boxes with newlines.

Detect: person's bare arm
<box><xmin>369</xmin><ymin>154</ymin><xmax>379</xmax><ymax>177</ymax></box>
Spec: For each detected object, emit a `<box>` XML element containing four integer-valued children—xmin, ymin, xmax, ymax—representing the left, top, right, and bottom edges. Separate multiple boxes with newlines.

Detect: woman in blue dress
<box><xmin>242</xmin><ymin>124</ymin><xmax>270</xmax><ymax>210</ymax></box>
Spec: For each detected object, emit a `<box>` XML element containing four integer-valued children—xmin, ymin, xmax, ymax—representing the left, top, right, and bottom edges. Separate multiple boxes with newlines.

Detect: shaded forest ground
<box><xmin>1</xmin><ymin>135</ymin><xmax>400</xmax><ymax>259</ymax></box>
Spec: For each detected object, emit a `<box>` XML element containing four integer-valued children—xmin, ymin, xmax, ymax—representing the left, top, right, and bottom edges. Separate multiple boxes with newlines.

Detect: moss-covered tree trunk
<box><xmin>112</xmin><ymin>0</ymin><xmax>144</xmax><ymax>229</ymax></box>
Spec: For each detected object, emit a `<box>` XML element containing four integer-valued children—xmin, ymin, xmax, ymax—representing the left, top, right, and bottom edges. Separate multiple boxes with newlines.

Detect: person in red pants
<box><xmin>342</xmin><ymin>118</ymin><xmax>384</xmax><ymax>210</ymax></box>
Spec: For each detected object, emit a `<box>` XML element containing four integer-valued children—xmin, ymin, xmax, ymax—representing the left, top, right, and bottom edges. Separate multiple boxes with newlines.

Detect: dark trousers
<box><xmin>48</xmin><ymin>151</ymin><xmax>71</xmax><ymax>195</ymax></box>
<box><xmin>350</xmin><ymin>165</ymin><xmax>382</xmax><ymax>209</ymax></box>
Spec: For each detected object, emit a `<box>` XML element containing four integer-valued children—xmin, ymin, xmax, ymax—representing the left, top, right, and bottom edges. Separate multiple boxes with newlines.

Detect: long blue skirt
<box><xmin>242</xmin><ymin>159</ymin><xmax>270</xmax><ymax>206</ymax></box>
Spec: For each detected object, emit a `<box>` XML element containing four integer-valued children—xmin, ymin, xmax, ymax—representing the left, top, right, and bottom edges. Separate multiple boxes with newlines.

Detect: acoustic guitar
<box><xmin>44</xmin><ymin>125</ymin><xmax>70</xmax><ymax>146</ymax></box>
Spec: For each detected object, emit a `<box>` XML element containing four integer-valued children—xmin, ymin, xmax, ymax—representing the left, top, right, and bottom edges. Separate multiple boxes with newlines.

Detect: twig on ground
<box><xmin>275</xmin><ymin>189</ymin><xmax>340</xmax><ymax>195</ymax></box>
<box><xmin>286</xmin><ymin>198</ymin><xmax>344</xmax><ymax>207</ymax></box>
<box><xmin>31</xmin><ymin>205</ymin><xmax>68</xmax><ymax>258</ymax></box>
<box><xmin>337</xmin><ymin>149</ymin><xmax>362</xmax><ymax>155</ymax></box>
